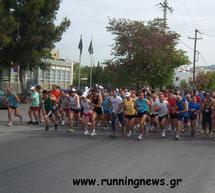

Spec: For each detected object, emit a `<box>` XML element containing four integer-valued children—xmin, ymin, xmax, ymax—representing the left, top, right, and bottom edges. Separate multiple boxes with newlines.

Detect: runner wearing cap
<box><xmin>124</xmin><ymin>92</ymin><xmax>136</xmax><ymax>137</ymax></box>
<box><xmin>27</xmin><ymin>86</ymin><xmax>40</xmax><ymax>124</ymax></box>
<box><xmin>68</xmin><ymin>88</ymin><xmax>81</xmax><ymax>133</ymax></box>
<box><xmin>81</xmin><ymin>92</ymin><xmax>94</xmax><ymax>135</ymax></box>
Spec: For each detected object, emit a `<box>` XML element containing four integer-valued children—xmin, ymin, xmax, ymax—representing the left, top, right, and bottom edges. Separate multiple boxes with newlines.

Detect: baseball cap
<box><xmin>82</xmin><ymin>92</ymin><xmax>88</xmax><ymax>97</ymax></box>
<box><xmin>125</xmin><ymin>92</ymin><xmax>131</xmax><ymax>97</ymax></box>
<box><xmin>71</xmin><ymin>88</ymin><xmax>77</xmax><ymax>92</ymax></box>
<box><xmin>30</xmin><ymin>86</ymin><xmax>36</xmax><ymax>90</ymax></box>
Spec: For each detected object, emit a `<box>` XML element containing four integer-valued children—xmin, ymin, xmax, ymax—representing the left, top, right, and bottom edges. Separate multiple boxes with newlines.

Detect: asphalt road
<box><xmin>1</xmin><ymin>107</ymin><xmax>215</xmax><ymax>193</ymax></box>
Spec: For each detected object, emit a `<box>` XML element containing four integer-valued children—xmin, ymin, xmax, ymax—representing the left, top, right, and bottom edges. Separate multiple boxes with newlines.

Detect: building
<box><xmin>174</xmin><ymin>65</ymin><xmax>192</xmax><ymax>87</ymax></box>
<box><xmin>1</xmin><ymin>58</ymin><xmax>74</xmax><ymax>93</ymax></box>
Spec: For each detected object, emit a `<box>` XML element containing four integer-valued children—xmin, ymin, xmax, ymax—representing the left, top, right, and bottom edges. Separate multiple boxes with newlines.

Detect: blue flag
<box><xmin>78</xmin><ymin>37</ymin><xmax>83</xmax><ymax>55</ymax></box>
<box><xmin>88</xmin><ymin>40</ymin><xmax>93</xmax><ymax>55</ymax></box>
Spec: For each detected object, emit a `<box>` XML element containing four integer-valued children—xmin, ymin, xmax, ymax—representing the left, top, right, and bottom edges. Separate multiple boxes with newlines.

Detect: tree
<box><xmin>0</xmin><ymin>1</ymin><xmax>17</xmax><ymax>48</ymax></box>
<box><xmin>195</xmin><ymin>71</ymin><xmax>215</xmax><ymax>91</ymax></box>
<box><xmin>179</xmin><ymin>80</ymin><xmax>190</xmax><ymax>90</ymax></box>
<box><xmin>0</xmin><ymin>0</ymin><xmax>70</xmax><ymax>94</ymax></box>
<box><xmin>106</xmin><ymin>18</ymin><xmax>189</xmax><ymax>88</ymax></box>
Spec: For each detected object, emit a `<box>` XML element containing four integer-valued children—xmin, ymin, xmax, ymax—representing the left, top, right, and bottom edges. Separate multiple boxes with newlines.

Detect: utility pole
<box><xmin>188</xmin><ymin>30</ymin><xmax>202</xmax><ymax>89</ymax></box>
<box><xmin>160</xmin><ymin>0</ymin><xmax>173</xmax><ymax>29</ymax></box>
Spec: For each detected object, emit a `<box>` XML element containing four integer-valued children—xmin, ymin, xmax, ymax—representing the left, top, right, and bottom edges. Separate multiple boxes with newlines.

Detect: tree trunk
<box><xmin>19</xmin><ymin>67</ymin><xmax>27</xmax><ymax>95</ymax></box>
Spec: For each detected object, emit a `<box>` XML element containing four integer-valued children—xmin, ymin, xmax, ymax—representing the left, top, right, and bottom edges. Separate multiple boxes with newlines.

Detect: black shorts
<box><xmin>125</xmin><ymin>114</ymin><xmax>136</xmax><ymax>120</ymax></box>
<box><xmin>169</xmin><ymin>113</ymin><xmax>177</xmax><ymax>119</ymax></box>
<box><xmin>137</xmin><ymin>111</ymin><xmax>148</xmax><ymax>118</ymax></box>
<box><xmin>9</xmin><ymin>105</ymin><xmax>18</xmax><ymax>109</ymax></box>
<box><xmin>189</xmin><ymin>112</ymin><xmax>197</xmax><ymax>121</ymax></box>
<box><xmin>158</xmin><ymin>114</ymin><xmax>168</xmax><ymax>122</ymax></box>
<box><xmin>71</xmin><ymin>108</ymin><xmax>81</xmax><ymax>113</ymax></box>
<box><xmin>93</xmin><ymin>107</ymin><xmax>103</xmax><ymax>115</ymax></box>
<box><xmin>150</xmin><ymin>113</ymin><xmax>158</xmax><ymax>118</ymax></box>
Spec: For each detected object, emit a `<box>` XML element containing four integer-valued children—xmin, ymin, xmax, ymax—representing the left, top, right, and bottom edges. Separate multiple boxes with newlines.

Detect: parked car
<box><xmin>0</xmin><ymin>89</ymin><xmax>7</xmax><ymax>109</ymax></box>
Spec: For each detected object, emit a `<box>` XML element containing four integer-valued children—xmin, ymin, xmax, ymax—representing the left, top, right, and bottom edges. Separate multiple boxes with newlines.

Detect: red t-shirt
<box><xmin>168</xmin><ymin>97</ymin><xmax>176</xmax><ymax>114</ymax></box>
<box><xmin>50</xmin><ymin>89</ymin><xmax>61</xmax><ymax>102</ymax></box>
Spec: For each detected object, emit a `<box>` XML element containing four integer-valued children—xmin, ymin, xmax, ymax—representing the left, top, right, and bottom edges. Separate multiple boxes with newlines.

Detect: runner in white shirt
<box><xmin>81</xmin><ymin>92</ymin><xmax>94</xmax><ymax>135</ymax></box>
<box><xmin>157</xmin><ymin>94</ymin><xmax>169</xmax><ymax>137</ymax></box>
<box><xmin>150</xmin><ymin>94</ymin><xmax>159</xmax><ymax>132</ymax></box>
<box><xmin>109</xmin><ymin>89</ymin><xmax>124</xmax><ymax>137</ymax></box>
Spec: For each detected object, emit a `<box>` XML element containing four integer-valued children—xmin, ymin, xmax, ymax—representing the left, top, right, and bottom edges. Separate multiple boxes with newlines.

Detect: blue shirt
<box><xmin>189</xmin><ymin>102</ymin><xmax>200</xmax><ymax>111</ymax></box>
<box><xmin>7</xmin><ymin>94</ymin><xmax>19</xmax><ymax>107</ymax></box>
<box><xmin>135</xmin><ymin>98</ymin><xmax>148</xmax><ymax>113</ymax></box>
<box><xmin>102</xmin><ymin>97</ymin><xmax>111</xmax><ymax>113</ymax></box>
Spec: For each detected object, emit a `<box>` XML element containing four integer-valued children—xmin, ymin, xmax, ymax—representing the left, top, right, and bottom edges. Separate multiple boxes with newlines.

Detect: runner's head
<box><xmin>138</xmin><ymin>92</ymin><xmax>144</xmax><ymax>99</ymax></box>
<box><xmin>42</xmin><ymin>90</ymin><xmax>49</xmax><ymax>98</ymax></box>
<box><xmin>125</xmin><ymin>92</ymin><xmax>131</xmax><ymax>100</ymax></box>
<box><xmin>159</xmin><ymin>94</ymin><xmax>165</xmax><ymax>102</ymax></box>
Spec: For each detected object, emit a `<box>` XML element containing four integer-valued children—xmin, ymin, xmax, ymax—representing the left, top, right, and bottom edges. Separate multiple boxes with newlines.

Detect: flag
<box><xmin>78</xmin><ymin>36</ymin><xmax>83</xmax><ymax>55</ymax></box>
<box><xmin>88</xmin><ymin>40</ymin><xmax>93</xmax><ymax>55</ymax></box>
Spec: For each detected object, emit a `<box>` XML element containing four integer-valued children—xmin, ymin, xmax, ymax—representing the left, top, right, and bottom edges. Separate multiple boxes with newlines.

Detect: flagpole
<box><xmin>78</xmin><ymin>53</ymin><xmax>81</xmax><ymax>89</ymax></box>
<box><xmin>90</xmin><ymin>54</ymin><xmax>93</xmax><ymax>89</ymax></box>
<box><xmin>88</xmin><ymin>36</ymin><xmax>93</xmax><ymax>90</ymax></box>
<box><xmin>78</xmin><ymin>35</ymin><xmax>82</xmax><ymax>90</ymax></box>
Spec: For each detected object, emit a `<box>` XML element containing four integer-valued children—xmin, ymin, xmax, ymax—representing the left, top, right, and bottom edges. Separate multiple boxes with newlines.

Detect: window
<box><xmin>56</xmin><ymin>69</ymin><xmax>60</xmax><ymax>82</ymax></box>
<box><xmin>45</xmin><ymin>70</ymin><xmax>50</xmax><ymax>81</ymax></box>
<box><xmin>50</xmin><ymin>69</ymin><xmax>55</xmax><ymax>82</ymax></box>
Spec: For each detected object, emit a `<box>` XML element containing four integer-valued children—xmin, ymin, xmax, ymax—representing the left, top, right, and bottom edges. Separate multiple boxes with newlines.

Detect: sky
<box><xmin>55</xmin><ymin>0</ymin><xmax>215</xmax><ymax>67</ymax></box>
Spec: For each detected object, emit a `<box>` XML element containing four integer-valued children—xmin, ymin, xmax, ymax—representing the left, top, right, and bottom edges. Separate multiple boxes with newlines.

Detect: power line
<box><xmin>170</xmin><ymin>0</ymin><xmax>193</xmax><ymax>35</ymax></box>
<box><xmin>180</xmin><ymin>0</ymin><xmax>196</xmax><ymax>29</ymax></box>
<box><xmin>179</xmin><ymin>39</ymin><xmax>194</xmax><ymax>50</ymax></box>
<box><xmin>198</xmin><ymin>52</ymin><xmax>208</xmax><ymax>66</ymax></box>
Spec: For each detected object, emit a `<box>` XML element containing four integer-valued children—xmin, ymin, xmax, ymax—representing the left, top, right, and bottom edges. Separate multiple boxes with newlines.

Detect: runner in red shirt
<box><xmin>167</xmin><ymin>92</ymin><xmax>177</xmax><ymax>134</ymax></box>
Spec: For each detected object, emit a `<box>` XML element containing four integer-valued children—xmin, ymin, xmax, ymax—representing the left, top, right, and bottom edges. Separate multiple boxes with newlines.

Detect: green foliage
<box><xmin>0</xmin><ymin>0</ymin><xmax>70</xmax><ymax>93</ymax></box>
<box><xmin>179</xmin><ymin>80</ymin><xmax>190</xmax><ymax>90</ymax></box>
<box><xmin>195</xmin><ymin>71</ymin><xmax>215</xmax><ymax>91</ymax></box>
<box><xmin>106</xmin><ymin>18</ymin><xmax>190</xmax><ymax>88</ymax></box>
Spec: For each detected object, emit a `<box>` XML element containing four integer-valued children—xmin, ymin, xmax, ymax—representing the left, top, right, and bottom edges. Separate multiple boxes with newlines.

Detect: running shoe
<box><xmin>162</xmin><ymin>129</ymin><xmax>166</xmax><ymax>137</ymax></box>
<box><xmin>127</xmin><ymin>131</ymin><xmax>132</xmax><ymax>137</ymax></box>
<box><xmin>110</xmin><ymin>132</ymin><xmax>116</xmax><ymax>137</ymax></box>
<box><xmin>61</xmin><ymin>120</ymin><xmax>65</xmax><ymax>126</ymax></box>
<box><xmin>27</xmin><ymin>121</ymin><xmax>33</xmax><ymax>124</ymax></box>
<box><xmin>137</xmin><ymin>134</ymin><xmax>143</xmax><ymax>140</ymax></box>
<box><xmin>7</xmin><ymin>122</ymin><xmax>13</xmax><ymax>127</ymax></box>
<box><xmin>54</xmin><ymin>124</ymin><xmax>58</xmax><ymax>131</ymax></box>
<box><xmin>68</xmin><ymin>128</ymin><xmax>74</xmax><ymax>133</ymax></box>
<box><xmin>175</xmin><ymin>134</ymin><xmax>180</xmax><ymax>140</ymax></box>
<box><xmin>206</xmin><ymin>129</ymin><xmax>210</xmax><ymax>135</ymax></box>
<box><xmin>33</xmin><ymin>121</ymin><xmax>39</xmax><ymax>125</ymax></box>
<box><xmin>84</xmin><ymin>130</ymin><xmax>89</xmax><ymax>135</ymax></box>
<box><xmin>91</xmin><ymin>130</ymin><xmax>96</xmax><ymax>136</ymax></box>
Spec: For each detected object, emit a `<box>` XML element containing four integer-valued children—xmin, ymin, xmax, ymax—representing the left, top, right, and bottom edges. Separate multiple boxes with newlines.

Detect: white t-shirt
<box><xmin>151</xmin><ymin>99</ymin><xmax>159</xmax><ymax>114</ymax></box>
<box><xmin>81</xmin><ymin>99</ymin><xmax>92</xmax><ymax>113</ymax></box>
<box><xmin>157</xmin><ymin>100</ymin><xmax>169</xmax><ymax>117</ymax></box>
<box><xmin>110</xmin><ymin>95</ymin><xmax>123</xmax><ymax>113</ymax></box>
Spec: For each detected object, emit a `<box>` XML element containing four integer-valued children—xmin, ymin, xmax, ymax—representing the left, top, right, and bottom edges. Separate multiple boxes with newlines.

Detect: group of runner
<box><xmin>4</xmin><ymin>85</ymin><xmax>215</xmax><ymax>140</ymax></box>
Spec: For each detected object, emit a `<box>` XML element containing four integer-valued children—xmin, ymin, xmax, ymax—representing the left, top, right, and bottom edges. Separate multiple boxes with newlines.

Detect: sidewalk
<box><xmin>0</xmin><ymin>104</ymin><xmax>44</xmax><ymax>134</ymax></box>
